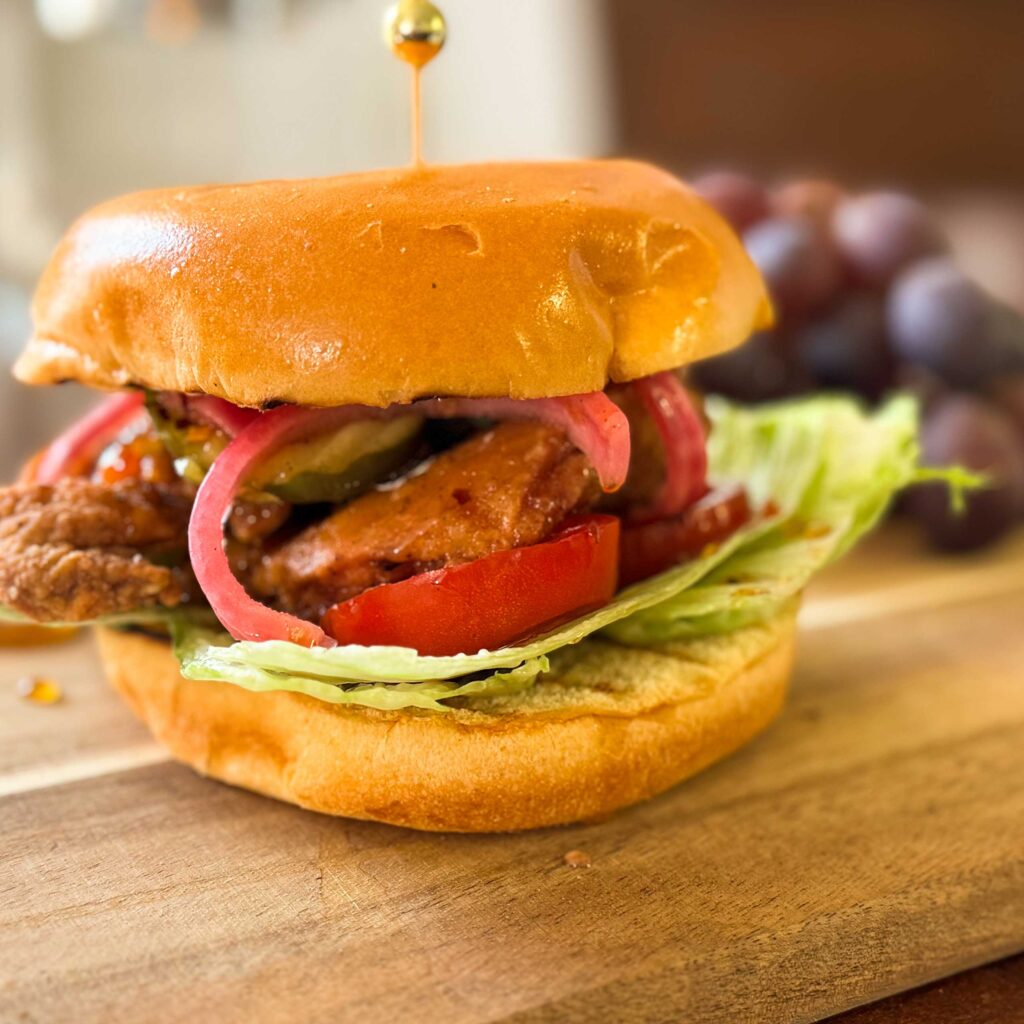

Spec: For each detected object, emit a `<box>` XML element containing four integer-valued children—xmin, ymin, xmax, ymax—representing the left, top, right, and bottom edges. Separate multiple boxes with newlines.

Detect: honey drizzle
<box><xmin>383</xmin><ymin>1</ymin><xmax>447</xmax><ymax>167</ymax></box>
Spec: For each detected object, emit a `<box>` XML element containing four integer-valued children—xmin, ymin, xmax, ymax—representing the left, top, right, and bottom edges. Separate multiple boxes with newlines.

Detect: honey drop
<box><xmin>15</xmin><ymin>676</ymin><xmax>63</xmax><ymax>705</ymax></box>
<box><xmin>383</xmin><ymin>1</ymin><xmax>448</xmax><ymax>167</ymax></box>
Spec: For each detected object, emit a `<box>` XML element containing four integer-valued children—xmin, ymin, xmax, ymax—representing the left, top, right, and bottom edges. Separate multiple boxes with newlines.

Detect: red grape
<box><xmin>988</xmin><ymin>302</ymin><xmax>1024</xmax><ymax>375</ymax></box>
<box><xmin>993</xmin><ymin>374</ymin><xmax>1024</xmax><ymax>445</ymax></box>
<box><xmin>772</xmin><ymin>179</ymin><xmax>847</xmax><ymax>227</ymax></box>
<box><xmin>795</xmin><ymin>292</ymin><xmax>893</xmax><ymax>399</ymax></box>
<box><xmin>743</xmin><ymin>216</ymin><xmax>843</xmax><ymax>317</ymax></box>
<box><xmin>887</xmin><ymin>259</ymin><xmax>1003</xmax><ymax>388</ymax></box>
<box><xmin>833</xmin><ymin>192</ymin><xmax>945</xmax><ymax>285</ymax></box>
<box><xmin>692</xmin><ymin>170</ymin><xmax>770</xmax><ymax>232</ymax></box>
<box><xmin>906</xmin><ymin>395</ymin><xmax>1024</xmax><ymax>550</ymax></box>
<box><xmin>691</xmin><ymin>331</ymin><xmax>812</xmax><ymax>403</ymax></box>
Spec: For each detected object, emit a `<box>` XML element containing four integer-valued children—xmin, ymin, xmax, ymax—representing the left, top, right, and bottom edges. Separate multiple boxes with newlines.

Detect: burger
<box><xmin>3</xmin><ymin>160</ymin><xmax>941</xmax><ymax>831</ymax></box>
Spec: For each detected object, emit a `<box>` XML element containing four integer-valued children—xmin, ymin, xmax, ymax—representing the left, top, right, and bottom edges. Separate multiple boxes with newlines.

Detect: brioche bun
<box><xmin>19</xmin><ymin>161</ymin><xmax>770</xmax><ymax>409</ymax></box>
<box><xmin>96</xmin><ymin>605</ymin><xmax>796</xmax><ymax>832</ymax></box>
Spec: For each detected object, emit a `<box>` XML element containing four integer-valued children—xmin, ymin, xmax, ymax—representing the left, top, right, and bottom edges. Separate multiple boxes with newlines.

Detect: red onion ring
<box><xmin>165</xmin><ymin>392</ymin><xmax>629</xmax><ymax>495</ymax></box>
<box><xmin>184</xmin><ymin>395</ymin><xmax>260</xmax><ymax>437</ymax></box>
<box><xmin>34</xmin><ymin>392</ymin><xmax>147</xmax><ymax>484</ymax></box>
<box><xmin>156</xmin><ymin>392</ymin><xmax>259</xmax><ymax>437</ymax></box>
<box><xmin>628</xmin><ymin>372</ymin><xmax>707</xmax><ymax>522</ymax></box>
<box><xmin>188</xmin><ymin>404</ymin><xmax>395</xmax><ymax>647</ymax></box>
<box><xmin>414</xmin><ymin>392</ymin><xmax>630</xmax><ymax>493</ymax></box>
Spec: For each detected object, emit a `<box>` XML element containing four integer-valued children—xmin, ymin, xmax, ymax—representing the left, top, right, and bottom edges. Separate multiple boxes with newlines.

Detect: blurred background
<box><xmin>3</xmin><ymin>0</ymin><xmax>1024</xmax><ymax>547</ymax></box>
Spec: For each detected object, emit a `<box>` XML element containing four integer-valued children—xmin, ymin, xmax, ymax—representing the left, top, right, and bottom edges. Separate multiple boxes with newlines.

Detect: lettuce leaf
<box><xmin>604</xmin><ymin>394</ymin><xmax>923</xmax><ymax>644</ymax></box>
<box><xmin>172</xmin><ymin>394</ymin><xmax>971</xmax><ymax>709</ymax></box>
<box><xmin>173</xmin><ymin>620</ymin><xmax>547</xmax><ymax>712</ymax></box>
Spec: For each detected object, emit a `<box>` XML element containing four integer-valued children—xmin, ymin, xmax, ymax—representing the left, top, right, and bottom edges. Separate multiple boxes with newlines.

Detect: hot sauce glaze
<box><xmin>93</xmin><ymin>434</ymin><xmax>177</xmax><ymax>485</ymax></box>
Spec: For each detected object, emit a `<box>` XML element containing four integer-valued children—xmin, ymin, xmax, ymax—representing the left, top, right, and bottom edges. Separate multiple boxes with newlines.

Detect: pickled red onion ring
<box><xmin>628</xmin><ymin>372</ymin><xmax>707</xmax><ymax>522</ymax></box>
<box><xmin>183</xmin><ymin>395</ymin><xmax>259</xmax><ymax>437</ymax></box>
<box><xmin>34</xmin><ymin>391</ymin><xmax>146</xmax><ymax>484</ymax></box>
<box><xmin>414</xmin><ymin>392</ymin><xmax>630</xmax><ymax>492</ymax></box>
<box><xmin>189</xmin><ymin>404</ymin><xmax>392</xmax><ymax>647</ymax></box>
<box><xmin>155</xmin><ymin>392</ymin><xmax>259</xmax><ymax>437</ymax></box>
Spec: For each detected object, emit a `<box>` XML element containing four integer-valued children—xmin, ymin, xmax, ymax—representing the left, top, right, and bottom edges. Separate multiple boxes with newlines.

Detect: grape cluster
<box><xmin>691</xmin><ymin>171</ymin><xmax>1024</xmax><ymax>551</ymax></box>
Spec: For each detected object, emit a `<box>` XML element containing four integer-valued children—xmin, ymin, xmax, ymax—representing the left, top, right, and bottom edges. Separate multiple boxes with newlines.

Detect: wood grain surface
<box><xmin>1</xmin><ymin>521</ymin><xmax>1022</xmax><ymax>1023</ymax></box>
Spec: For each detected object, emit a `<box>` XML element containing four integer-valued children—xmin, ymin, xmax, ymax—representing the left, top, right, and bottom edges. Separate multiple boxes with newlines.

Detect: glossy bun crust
<box><xmin>20</xmin><ymin>161</ymin><xmax>771</xmax><ymax>408</ymax></box>
<box><xmin>97</xmin><ymin>608</ymin><xmax>795</xmax><ymax>832</ymax></box>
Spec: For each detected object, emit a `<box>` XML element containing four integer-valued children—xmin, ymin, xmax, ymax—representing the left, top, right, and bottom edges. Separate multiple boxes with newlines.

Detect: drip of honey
<box><xmin>563</xmin><ymin>849</ymin><xmax>593</xmax><ymax>869</ymax></box>
<box><xmin>383</xmin><ymin>1</ymin><xmax>447</xmax><ymax>166</ymax></box>
<box><xmin>16</xmin><ymin>675</ymin><xmax>63</xmax><ymax>705</ymax></box>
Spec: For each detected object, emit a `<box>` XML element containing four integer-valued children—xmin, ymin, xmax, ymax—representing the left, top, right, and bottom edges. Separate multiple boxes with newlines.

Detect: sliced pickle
<box><xmin>263</xmin><ymin>421</ymin><xmax>423</xmax><ymax>503</ymax></box>
<box><xmin>145</xmin><ymin>394</ymin><xmax>227</xmax><ymax>483</ymax></box>
<box><xmin>146</xmin><ymin>394</ymin><xmax>423</xmax><ymax>504</ymax></box>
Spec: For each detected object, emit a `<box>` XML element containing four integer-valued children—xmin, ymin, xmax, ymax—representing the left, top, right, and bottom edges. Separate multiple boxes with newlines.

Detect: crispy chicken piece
<box><xmin>0</xmin><ymin>478</ymin><xmax>193</xmax><ymax>622</ymax></box>
<box><xmin>254</xmin><ymin>421</ymin><xmax>599</xmax><ymax>620</ymax></box>
<box><xmin>228</xmin><ymin>497</ymin><xmax>292</xmax><ymax>545</ymax></box>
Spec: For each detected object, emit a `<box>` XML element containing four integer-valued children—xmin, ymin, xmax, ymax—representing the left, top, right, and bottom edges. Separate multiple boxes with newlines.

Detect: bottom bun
<box><xmin>96</xmin><ymin>606</ymin><xmax>797</xmax><ymax>832</ymax></box>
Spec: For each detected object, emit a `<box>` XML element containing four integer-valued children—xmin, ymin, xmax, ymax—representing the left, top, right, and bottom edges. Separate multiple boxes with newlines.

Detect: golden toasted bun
<box><xmin>20</xmin><ymin>161</ymin><xmax>770</xmax><ymax>409</ymax></box>
<box><xmin>96</xmin><ymin>606</ymin><xmax>796</xmax><ymax>832</ymax></box>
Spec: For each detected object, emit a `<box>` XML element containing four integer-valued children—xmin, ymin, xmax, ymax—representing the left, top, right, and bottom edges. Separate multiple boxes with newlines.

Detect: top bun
<box><xmin>17</xmin><ymin>160</ymin><xmax>771</xmax><ymax>409</ymax></box>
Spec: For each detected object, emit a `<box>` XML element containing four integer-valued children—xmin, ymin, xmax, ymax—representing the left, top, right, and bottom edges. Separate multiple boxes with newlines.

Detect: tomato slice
<box><xmin>619</xmin><ymin>486</ymin><xmax>752</xmax><ymax>586</ymax></box>
<box><xmin>322</xmin><ymin>514</ymin><xmax>621</xmax><ymax>656</ymax></box>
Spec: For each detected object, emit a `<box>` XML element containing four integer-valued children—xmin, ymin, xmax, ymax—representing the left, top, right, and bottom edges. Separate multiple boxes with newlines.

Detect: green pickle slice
<box><xmin>258</xmin><ymin>416</ymin><xmax>423</xmax><ymax>502</ymax></box>
<box><xmin>146</xmin><ymin>394</ymin><xmax>423</xmax><ymax>503</ymax></box>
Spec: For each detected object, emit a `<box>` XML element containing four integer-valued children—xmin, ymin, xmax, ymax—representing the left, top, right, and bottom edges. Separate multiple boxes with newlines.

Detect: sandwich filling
<box><xmin>0</xmin><ymin>381</ymin><xmax>968</xmax><ymax>710</ymax></box>
<box><xmin>2</xmin><ymin>373</ymin><xmax>735</xmax><ymax>650</ymax></box>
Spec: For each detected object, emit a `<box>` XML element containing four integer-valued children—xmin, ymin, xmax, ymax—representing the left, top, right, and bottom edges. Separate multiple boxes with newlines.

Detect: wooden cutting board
<box><xmin>1</xmin><ymin>522</ymin><xmax>1022</xmax><ymax>1024</ymax></box>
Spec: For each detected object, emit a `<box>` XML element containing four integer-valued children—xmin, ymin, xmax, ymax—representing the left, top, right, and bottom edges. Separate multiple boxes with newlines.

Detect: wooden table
<box><xmin>1</xmin><ymin>522</ymin><xmax>1022</xmax><ymax>1023</ymax></box>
